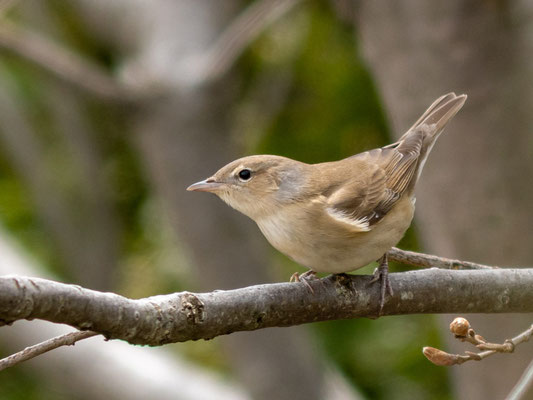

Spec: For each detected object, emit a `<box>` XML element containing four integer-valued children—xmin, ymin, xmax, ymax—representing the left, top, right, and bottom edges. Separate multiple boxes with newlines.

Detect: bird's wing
<box><xmin>324</xmin><ymin>93</ymin><xmax>466</xmax><ymax>232</ymax></box>
<box><xmin>324</xmin><ymin>130</ymin><xmax>423</xmax><ymax>231</ymax></box>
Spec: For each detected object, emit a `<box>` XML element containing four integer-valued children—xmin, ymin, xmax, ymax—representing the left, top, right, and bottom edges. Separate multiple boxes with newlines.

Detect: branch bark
<box><xmin>388</xmin><ymin>247</ymin><xmax>494</xmax><ymax>270</ymax></box>
<box><xmin>1</xmin><ymin>268</ymin><xmax>532</xmax><ymax>345</ymax></box>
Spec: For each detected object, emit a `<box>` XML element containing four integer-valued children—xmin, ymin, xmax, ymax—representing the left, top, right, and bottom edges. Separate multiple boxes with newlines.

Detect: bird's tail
<box><xmin>394</xmin><ymin>92</ymin><xmax>467</xmax><ymax>183</ymax></box>
<box><xmin>407</xmin><ymin>92</ymin><xmax>467</xmax><ymax>139</ymax></box>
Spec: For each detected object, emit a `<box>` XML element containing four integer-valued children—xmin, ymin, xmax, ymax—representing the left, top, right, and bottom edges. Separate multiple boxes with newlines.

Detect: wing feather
<box><xmin>325</xmin><ymin>131</ymin><xmax>423</xmax><ymax>230</ymax></box>
<box><xmin>323</xmin><ymin>93</ymin><xmax>466</xmax><ymax>231</ymax></box>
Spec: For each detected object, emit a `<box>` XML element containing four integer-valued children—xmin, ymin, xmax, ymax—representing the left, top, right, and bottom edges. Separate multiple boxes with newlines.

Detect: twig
<box><xmin>388</xmin><ymin>247</ymin><xmax>495</xmax><ymax>270</ymax></box>
<box><xmin>506</xmin><ymin>357</ymin><xmax>533</xmax><ymax>400</ymax></box>
<box><xmin>181</xmin><ymin>0</ymin><xmax>303</xmax><ymax>85</ymax></box>
<box><xmin>0</xmin><ymin>20</ymin><xmax>137</xmax><ymax>103</ymax></box>
<box><xmin>423</xmin><ymin>318</ymin><xmax>533</xmax><ymax>366</ymax></box>
<box><xmin>0</xmin><ymin>330</ymin><xmax>98</xmax><ymax>371</ymax></box>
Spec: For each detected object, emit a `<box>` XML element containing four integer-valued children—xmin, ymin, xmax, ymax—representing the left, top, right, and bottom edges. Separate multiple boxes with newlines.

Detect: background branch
<box><xmin>0</xmin><ymin>20</ymin><xmax>136</xmax><ymax>102</ymax></box>
<box><xmin>1</xmin><ymin>267</ymin><xmax>532</xmax><ymax>346</ymax></box>
<box><xmin>179</xmin><ymin>0</ymin><xmax>302</xmax><ymax>86</ymax></box>
<box><xmin>507</xmin><ymin>357</ymin><xmax>533</xmax><ymax>400</ymax></box>
<box><xmin>0</xmin><ymin>0</ymin><xmax>302</xmax><ymax>99</ymax></box>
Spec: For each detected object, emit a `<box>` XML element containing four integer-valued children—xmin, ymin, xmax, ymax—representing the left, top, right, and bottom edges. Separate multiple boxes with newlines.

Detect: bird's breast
<box><xmin>256</xmin><ymin>208</ymin><xmax>303</xmax><ymax>256</ymax></box>
<box><xmin>255</xmin><ymin>196</ymin><xmax>415</xmax><ymax>273</ymax></box>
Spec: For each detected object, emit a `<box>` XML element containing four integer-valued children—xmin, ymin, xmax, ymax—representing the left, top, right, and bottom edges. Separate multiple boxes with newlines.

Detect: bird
<box><xmin>187</xmin><ymin>93</ymin><xmax>467</xmax><ymax>312</ymax></box>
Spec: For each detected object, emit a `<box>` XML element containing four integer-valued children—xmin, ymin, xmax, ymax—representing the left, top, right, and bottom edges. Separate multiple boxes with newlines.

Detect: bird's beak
<box><xmin>186</xmin><ymin>177</ymin><xmax>224</xmax><ymax>192</ymax></box>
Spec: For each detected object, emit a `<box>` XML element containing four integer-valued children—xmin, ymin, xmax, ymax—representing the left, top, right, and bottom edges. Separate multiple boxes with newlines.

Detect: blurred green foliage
<box><xmin>0</xmin><ymin>60</ymin><xmax>60</xmax><ymax>272</ymax></box>
<box><xmin>257</xmin><ymin>6</ymin><xmax>388</xmax><ymax>163</ymax></box>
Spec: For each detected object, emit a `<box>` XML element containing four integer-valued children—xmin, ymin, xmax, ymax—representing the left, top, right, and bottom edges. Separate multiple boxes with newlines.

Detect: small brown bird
<box><xmin>188</xmin><ymin>93</ymin><xmax>467</xmax><ymax>311</ymax></box>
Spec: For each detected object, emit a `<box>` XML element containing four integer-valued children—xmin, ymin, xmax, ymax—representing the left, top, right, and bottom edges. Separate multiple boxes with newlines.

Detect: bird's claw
<box><xmin>368</xmin><ymin>254</ymin><xmax>393</xmax><ymax>315</ymax></box>
<box><xmin>290</xmin><ymin>270</ymin><xmax>317</xmax><ymax>293</ymax></box>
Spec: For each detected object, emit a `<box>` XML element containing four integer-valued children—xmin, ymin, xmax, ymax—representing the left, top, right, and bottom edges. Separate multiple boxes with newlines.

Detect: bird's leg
<box><xmin>289</xmin><ymin>272</ymin><xmax>300</xmax><ymax>282</ymax></box>
<box><xmin>368</xmin><ymin>253</ymin><xmax>394</xmax><ymax>314</ymax></box>
<box><xmin>300</xmin><ymin>270</ymin><xmax>318</xmax><ymax>281</ymax></box>
<box><xmin>290</xmin><ymin>270</ymin><xmax>317</xmax><ymax>293</ymax></box>
<box><xmin>290</xmin><ymin>270</ymin><xmax>318</xmax><ymax>282</ymax></box>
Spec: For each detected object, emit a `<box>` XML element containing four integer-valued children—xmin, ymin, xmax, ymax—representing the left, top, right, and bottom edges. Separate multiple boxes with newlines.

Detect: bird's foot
<box><xmin>368</xmin><ymin>254</ymin><xmax>393</xmax><ymax>315</ymax></box>
<box><xmin>290</xmin><ymin>270</ymin><xmax>317</xmax><ymax>293</ymax></box>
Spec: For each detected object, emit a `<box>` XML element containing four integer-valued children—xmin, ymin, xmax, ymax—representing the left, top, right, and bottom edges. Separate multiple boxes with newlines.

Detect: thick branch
<box><xmin>1</xmin><ymin>268</ymin><xmax>532</xmax><ymax>346</ymax></box>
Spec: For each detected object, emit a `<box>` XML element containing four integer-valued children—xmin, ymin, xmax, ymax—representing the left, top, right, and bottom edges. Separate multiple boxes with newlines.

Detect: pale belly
<box><xmin>256</xmin><ymin>196</ymin><xmax>415</xmax><ymax>273</ymax></box>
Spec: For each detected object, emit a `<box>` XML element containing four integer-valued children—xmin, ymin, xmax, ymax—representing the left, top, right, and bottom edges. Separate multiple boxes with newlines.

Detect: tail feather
<box><xmin>393</xmin><ymin>92</ymin><xmax>467</xmax><ymax>187</ymax></box>
<box><xmin>408</xmin><ymin>92</ymin><xmax>458</xmax><ymax>132</ymax></box>
<box><xmin>396</xmin><ymin>92</ymin><xmax>467</xmax><ymax>144</ymax></box>
<box><xmin>414</xmin><ymin>93</ymin><xmax>467</xmax><ymax>181</ymax></box>
<box><xmin>416</xmin><ymin>93</ymin><xmax>467</xmax><ymax>138</ymax></box>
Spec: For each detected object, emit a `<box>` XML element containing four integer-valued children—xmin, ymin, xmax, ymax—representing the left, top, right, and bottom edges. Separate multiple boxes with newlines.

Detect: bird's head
<box><xmin>187</xmin><ymin>155</ymin><xmax>308</xmax><ymax>219</ymax></box>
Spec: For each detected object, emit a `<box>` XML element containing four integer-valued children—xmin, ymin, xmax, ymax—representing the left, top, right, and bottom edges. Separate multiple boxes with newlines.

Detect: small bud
<box><xmin>450</xmin><ymin>317</ymin><xmax>470</xmax><ymax>337</ymax></box>
<box><xmin>423</xmin><ymin>347</ymin><xmax>457</xmax><ymax>366</ymax></box>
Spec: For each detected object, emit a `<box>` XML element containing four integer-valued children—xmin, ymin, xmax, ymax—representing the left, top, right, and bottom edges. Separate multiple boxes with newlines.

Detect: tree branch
<box><xmin>507</xmin><ymin>357</ymin><xmax>533</xmax><ymax>400</ymax></box>
<box><xmin>388</xmin><ymin>247</ymin><xmax>495</xmax><ymax>270</ymax></box>
<box><xmin>180</xmin><ymin>0</ymin><xmax>302</xmax><ymax>86</ymax></box>
<box><xmin>424</xmin><ymin>318</ymin><xmax>533</xmax><ymax>366</ymax></box>
<box><xmin>0</xmin><ymin>20</ymin><xmax>137</xmax><ymax>103</ymax></box>
<box><xmin>0</xmin><ymin>0</ymin><xmax>302</xmax><ymax>97</ymax></box>
<box><xmin>0</xmin><ymin>330</ymin><xmax>98</xmax><ymax>371</ymax></box>
<box><xmin>1</xmin><ymin>266</ymin><xmax>532</xmax><ymax>346</ymax></box>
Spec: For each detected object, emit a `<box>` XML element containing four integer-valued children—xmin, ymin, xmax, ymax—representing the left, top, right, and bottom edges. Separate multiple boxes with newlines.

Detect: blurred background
<box><xmin>0</xmin><ymin>1</ymin><xmax>531</xmax><ymax>399</ymax></box>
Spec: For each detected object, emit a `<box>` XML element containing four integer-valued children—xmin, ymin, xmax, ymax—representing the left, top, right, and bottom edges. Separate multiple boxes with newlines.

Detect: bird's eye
<box><xmin>238</xmin><ymin>169</ymin><xmax>252</xmax><ymax>181</ymax></box>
